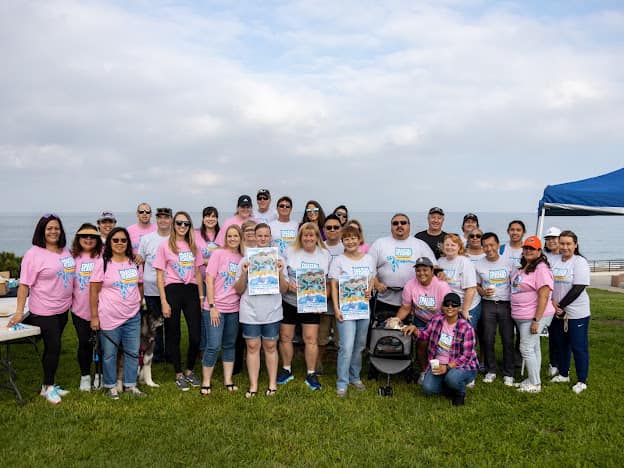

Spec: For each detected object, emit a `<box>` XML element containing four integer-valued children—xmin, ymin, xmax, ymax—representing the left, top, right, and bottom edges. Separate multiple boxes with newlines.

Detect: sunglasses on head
<box><xmin>43</xmin><ymin>213</ymin><xmax>59</xmax><ymax>219</ymax></box>
<box><xmin>111</xmin><ymin>237</ymin><xmax>128</xmax><ymax>244</ymax></box>
<box><xmin>335</xmin><ymin>211</ymin><xmax>347</xmax><ymax>218</ymax></box>
<box><xmin>278</xmin><ymin>204</ymin><xmax>291</xmax><ymax>209</ymax></box>
<box><xmin>392</xmin><ymin>220</ymin><xmax>409</xmax><ymax>226</ymax></box>
<box><xmin>137</xmin><ymin>210</ymin><xmax>151</xmax><ymax>215</ymax></box>
<box><xmin>175</xmin><ymin>220</ymin><xmax>191</xmax><ymax>227</ymax></box>
<box><xmin>306</xmin><ymin>208</ymin><xmax>319</xmax><ymax>213</ymax></box>
<box><xmin>325</xmin><ymin>225</ymin><xmax>341</xmax><ymax>231</ymax></box>
<box><xmin>469</xmin><ymin>233</ymin><xmax>482</xmax><ymax>239</ymax></box>
<box><xmin>79</xmin><ymin>234</ymin><xmax>98</xmax><ymax>240</ymax></box>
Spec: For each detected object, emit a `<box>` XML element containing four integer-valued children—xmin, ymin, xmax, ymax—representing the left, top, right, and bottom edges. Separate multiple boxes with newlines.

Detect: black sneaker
<box><xmin>452</xmin><ymin>393</ymin><xmax>465</xmax><ymax>406</ymax></box>
<box><xmin>305</xmin><ymin>372</ymin><xmax>322</xmax><ymax>391</ymax></box>
<box><xmin>277</xmin><ymin>368</ymin><xmax>294</xmax><ymax>385</ymax></box>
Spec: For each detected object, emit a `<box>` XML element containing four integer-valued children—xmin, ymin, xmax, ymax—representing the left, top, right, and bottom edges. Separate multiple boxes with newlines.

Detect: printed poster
<box><xmin>247</xmin><ymin>247</ymin><xmax>280</xmax><ymax>295</ymax></box>
<box><xmin>296</xmin><ymin>268</ymin><xmax>327</xmax><ymax>313</ymax></box>
<box><xmin>338</xmin><ymin>274</ymin><xmax>369</xmax><ymax>320</ymax></box>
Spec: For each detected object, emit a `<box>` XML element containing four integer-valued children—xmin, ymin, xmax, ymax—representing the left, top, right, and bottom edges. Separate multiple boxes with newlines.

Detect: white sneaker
<box><xmin>483</xmin><ymin>373</ymin><xmax>496</xmax><ymax>383</ymax></box>
<box><xmin>417</xmin><ymin>372</ymin><xmax>425</xmax><ymax>385</ymax></box>
<box><xmin>517</xmin><ymin>383</ymin><xmax>541</xmax><ymax>393</ymax></box>
<box><xmin>93</xmin><ymin>373</ymin><xmax>101</xmax><ymax>389</ymax></box>
<box><xmin>548</xmin><ymin>364</ymin><xmax>559</xmax><ymax>377</ymax></box>
<box><xmin>80</xmin><ymin>375</ymin><xmax>91</xmax><ymax>392</ymax></box>
<box><xmin>572</xmin><ymin>382</ymin><xmax>587</xmax><ymax>394</ymax></box>
<box><xmin>42</xmin><ymin>385</ymin><xmax>61</xmax><ymax>404</ymax></box>
<box><xmin>551</xmin><ymin>375</ymin><xmax>570</xmax><ymax>383</ymax></box>
<box><xmin>466</xmin><ymin>379</ymin><xmax>475</xmax><ymax>389</ymax></box>
<box><xmin>513</xmin><ymin>378</ymin><xmax>530</xmax><ymax>388</ymax></box>
<box><xmin>503</xmin><ymin>376</ymin><xmax>515</xmax><ymax>387</ymax></box>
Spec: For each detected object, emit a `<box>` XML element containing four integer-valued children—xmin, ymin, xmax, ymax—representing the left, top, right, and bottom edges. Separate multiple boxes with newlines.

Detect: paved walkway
<box><xmin>590</xmin><ymin>271</ymin><xmax>624</xmax><ymax>293</ymax></box>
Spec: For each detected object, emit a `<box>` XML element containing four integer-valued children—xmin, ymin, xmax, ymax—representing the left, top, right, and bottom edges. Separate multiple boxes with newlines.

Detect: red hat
<box><xmin>523</xmin><ymin>236</ymin><xmax>542</xmax><ymax>249</ymax></box>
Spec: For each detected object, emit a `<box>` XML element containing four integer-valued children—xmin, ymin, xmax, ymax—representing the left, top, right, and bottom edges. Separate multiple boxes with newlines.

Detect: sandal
<box><xmin>245</xmin><ymin>389</ymin><xmax>257</xmax><ymax>399</ymax></box>
<box><xmin>225</xmin><ymin>384</ymin><xmax>238</xmax><ymax>392</ymax></box>
<box><xmin>265</xmin><ymin>388</ymin><xmax>277</xmax><ymax>397</ymax></box>
<box><xmin>200</xmin><ymin>386</ymin><xmax>211</xmax><ymax>396</ymax></box>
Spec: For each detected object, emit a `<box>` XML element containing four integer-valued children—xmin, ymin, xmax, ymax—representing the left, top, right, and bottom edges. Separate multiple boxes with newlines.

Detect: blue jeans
<box><xmin>468</xmin><ymin>302</ymin><xmax>481</xmax><ymax>329</ymax></box>
<box><xmin>335</xmin><ymin>318</ymin><xmax>370</xmax><ymax>390</ymax></box>
<box><xmin>241</xmin><ymin>321</ymin><xmax>281</xmax><ymax>340</ymax></box>
<box><xmin>422</xmin><ymin>367</ymin><xmax>477</xmax><ymax>397</ymax></box>
<box><xmin>202</xmin><ymin>311</ymin><xmax>239</xmax><ymax>367</ymax></box>
<box><xmin>550</xmin><ymin>315</ymin><xmax>590</xmax><ymax>383</ymax></box>
<box><xmin>100</xmin><ymin>312</ymin><xmax>140</xmax><ymax>388</ymax></box>
<box><xmin>515</xmin><ymin>315</ymin><xmax>553</xmax><ymax>385</ymax></box>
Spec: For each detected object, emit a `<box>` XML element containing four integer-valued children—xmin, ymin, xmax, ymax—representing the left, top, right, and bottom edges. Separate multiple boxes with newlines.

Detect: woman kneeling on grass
<box><xmin>201</xmin><ymin>225</ymin><xmax>244</xmax><ymax>395</ymax></box>
<box><xmin>90</xmin><ymin>227</ymin><xmax>145</xmax><ymax>399</ymax></box>
<box><xmin>404</xmin><ymin>292</ymin><xmax>478</xmax><ymax>406</ymax></box>
<box><xmin>234</xmin><ymin>223</ymin><xmax>289</xmax><ymax>398</ymax></box>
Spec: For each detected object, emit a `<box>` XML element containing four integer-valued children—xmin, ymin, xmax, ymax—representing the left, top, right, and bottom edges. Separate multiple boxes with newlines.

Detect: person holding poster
<box><xmin>329</xmin><ymin>226</ymin><xmax>376</xmax><ymax>397</ymax></box>
<box><xmin>234</xmin><ymin>223</ymin><xmax>289</xmax><ymax>398</ymax></box>
<box><xmin>277</xmin><ymin>222</ymin><xmax>330</xmax><ymax>391</ymax></box>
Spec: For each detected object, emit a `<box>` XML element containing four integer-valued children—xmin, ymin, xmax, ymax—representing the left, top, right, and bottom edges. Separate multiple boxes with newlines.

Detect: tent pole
<box><xmin>536</xmin><ymin>207</ymin><xmax>546</xmax><ymax>238</ymax></box>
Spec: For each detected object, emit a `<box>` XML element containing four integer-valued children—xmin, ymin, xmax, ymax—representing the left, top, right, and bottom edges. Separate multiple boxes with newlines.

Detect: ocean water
<box><xmin>0</xmin><ymin>211</ymin><xmax>622</xmax><ymax>261</ymax></box>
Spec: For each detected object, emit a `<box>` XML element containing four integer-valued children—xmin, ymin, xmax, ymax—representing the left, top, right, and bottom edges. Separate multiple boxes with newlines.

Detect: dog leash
<box><xmin>99</xmin><ymin>331</ymin><xmax>141</xmax><ymax>360</ymax></box>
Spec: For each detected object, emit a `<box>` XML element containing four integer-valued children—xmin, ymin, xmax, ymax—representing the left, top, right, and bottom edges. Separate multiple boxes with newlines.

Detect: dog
<box><xmin>115</xmin><ymin>309</ymin><xmax>163</xmax><ymax>391</ymax></box>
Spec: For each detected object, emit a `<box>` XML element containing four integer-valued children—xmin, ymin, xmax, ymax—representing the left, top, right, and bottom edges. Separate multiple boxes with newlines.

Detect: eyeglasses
<box><xmin>325</xmin><ymin>225</ymin><xmax>341</xmax><ymax>231</ymax></box>
<box><xmin>257</xmin><ymin>196</ymin><xmax>269</xmax><ymax>201</ymax></box>
<box><xmin>78</xmin><ymin>234</ymin><xmax>99</xmax><ymax>240</ymax></box>
<box><xmin>111</xmin><ymin>238</ymin><xmax>128</xmax><ymax>244</ymax></box>
<box><xmin>469</xmin><ymin>233</ymin><xmax>482</xmax><ymax>239</ymax></box>
<box><xmin>392</xmin><ymin>220</ymin><xmax>409</xmax><ymax>226</ymax></box>
<box><xmin>335</xmin><ymin>212</ymin><xmax>347</xmax><ymax>218</ymax></box>
<box><xmin>175</xmin><ymin>221</ymin><xmax>191</xmax><ymax>227</ymax></box>
<box><xmin>306</xmin><ymin>208</ymin><xmax>319</xmax><ymax>213</ymax></box>
<box><xmin>137</xmin><ymin>210</ymin><xmax>152</xmax><ymax>215</ymax></box>
<box><xmin>278</xmin><ymin>204</ymin><xmax>291</xmax><ymax>209</ymax></box>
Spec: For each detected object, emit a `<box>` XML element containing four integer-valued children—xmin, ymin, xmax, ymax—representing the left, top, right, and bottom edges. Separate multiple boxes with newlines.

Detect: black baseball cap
<box><xmin>156</xmin><ymin>207</ymin><xmax>172</xmax><ymax>217</ymax></box>
<box><xmin>443</xmin><ymin>292</ymin><xmax>461</xmax><ymax>307</ymax></box>
<box><xmin>237</xmin><ymin>195</ymin><xmax>252</xmax><ymax>207</ymax></box>
<box><xmin>414</xmin><ymin>257</ymin><xmax>434</xmax><ymax>268</ymax></box>
<box><xmin>429</xmin><ymin>207</ymin><xmax>445</xmax><ymax>216</ymax></box>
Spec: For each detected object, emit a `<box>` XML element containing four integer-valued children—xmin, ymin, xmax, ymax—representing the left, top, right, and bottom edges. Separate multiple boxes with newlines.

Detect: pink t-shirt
<box><xmin>194</xmin><ymin>229</ymin><xmax>220</xmax><ymax>279</ymax></box>
<box><xmin>72</xmin><ymin>253</ymin><xmax>102</xmax><ymax>321</ymax></box>
<box><xmin>358</xmin><ymin>243</ymin><xmax>370</xmax><ymax>254</ymax></box>
<box><xmin>90</xmin><ymin>259</ymin><xmax>143</xmax><ymax>330</ymax></box>
<box><xmin>215</xmin><ymin>215</ymin><xmax>256</xmax><ymax>246</ymax></box>
<box><xmin>20</xmin><ymin>246</ymin><xmax>75</xmax><ymax>316</ymax></box>
<box><xmin>205</xmin><ymin>248</ymin><xmax>242</xmax><ymax>313</ymax></box>
<box><xmin>127</xmin><ymin>223</ymin><xmax>157</xmax><ymax>254</ymax></box>
<box><xmin>435</xmin><ymin>319</ymin><xmax>457</xmax><ymax>365</ymax></box>
<box><xmin>510</xmin><ymin>262</ymin><xmax>555</xmax><ymax>320</ymax></box>
<box><xmin>153</xmin><ymin>241</ymin><xmax>202</xmax><ymax>286</ymax></box>
<box><xmin>401</xmin><ymin>276</ymin><xmax>452</xmax><ymax>323</ymax></box>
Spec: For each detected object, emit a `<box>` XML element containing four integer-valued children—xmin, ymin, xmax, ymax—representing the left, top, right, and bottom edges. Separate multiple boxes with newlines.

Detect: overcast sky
<box><xmin>1</xmin><ymin>0</ymin><xmax>622</xmax><ymax>214</ymax></box>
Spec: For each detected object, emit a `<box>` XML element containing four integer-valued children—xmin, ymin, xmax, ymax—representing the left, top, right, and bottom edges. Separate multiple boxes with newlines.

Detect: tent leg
<box><xmin>536</xmin><ymin>207</ymin><xmax>546</xmax><ymax>238</ymax></box>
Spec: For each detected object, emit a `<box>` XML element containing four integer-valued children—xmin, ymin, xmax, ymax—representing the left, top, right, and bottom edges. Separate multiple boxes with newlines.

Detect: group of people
<box><xmin>7</xmin><ymin>191</ymin><xmax>591</xmax><ymax>406</ymax></box>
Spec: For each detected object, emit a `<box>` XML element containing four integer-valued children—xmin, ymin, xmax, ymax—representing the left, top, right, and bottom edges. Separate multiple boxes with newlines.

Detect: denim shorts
<box><xmin>241</xmin><ymin>321</ymin><xmax>281</xmax><ymax>340</ymax></box>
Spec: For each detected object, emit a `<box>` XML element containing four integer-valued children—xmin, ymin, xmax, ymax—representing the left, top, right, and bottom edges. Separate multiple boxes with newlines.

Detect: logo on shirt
<box><xmin>219</xmin><ymin>262</ymin><xmax>239</xmax><ymax>291</ymax></box>
<box><xmin>201</xmin><ymin>243</ymin><xmax>218</xmax><ymax>260</ymax></box>
<box><xmin>352</xmin><ymin>266</ymin><xmax>371</xmax><ymax>277</ymax></box>
<box><xmin>511</xmin><ymin>274</ymin><xmax>523</xmax><ymax>293</ymax></box>
<box><xmin>386</xmin><ymin>247</ymin><xmax>413</xmax><ymax>272</ymax></box>
<box><xmin>113</xmin><ymin>267</ymin><xmax>139</xmax><ymax>300</ymax></box>
<box><xmin>300</xmin><ymin>261</ymin><xmax>320</xmax><ymax>270</ymax></box>
<box><xmin>78</xmin><ymin>261</ymin><xmax>95</xmax><ymax>291</ymax></box>
<box><xmin>553</xmin><ymin>268</ymin><xmax>569</xmax><ymax>284</ymax></box>
<box><xmin>414</xmin><ymin>295</ymin><xmax>437</xmax><ymax>322</ymax></box>
<box><xmin>488</xmin><ymin>269</ymin><xmax>508</xmax><ymax>285</ymax></box>
<box><xmin>57</xmin><ymin>256</ymin><xmax>76</xmax><ymax>288</ymax></box>
<box><xmin>443</xmin><ymin>268</ymin><xmax>459</xmax><ymax>288</ymax></box>
<box><xmin>174</xmin><ymin>251</ymin><xmax>195</xmax><ymax>280</ymax></box>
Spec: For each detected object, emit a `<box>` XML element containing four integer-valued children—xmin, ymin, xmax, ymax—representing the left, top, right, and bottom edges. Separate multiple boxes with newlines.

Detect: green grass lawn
<box><xmin>1</xmin><ymin>289</ymin><xmax>623</xmax><ymax>467</ymax></box>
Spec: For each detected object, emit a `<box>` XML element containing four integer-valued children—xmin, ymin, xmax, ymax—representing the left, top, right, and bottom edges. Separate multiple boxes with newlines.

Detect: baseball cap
<box><xmin>98</xmin><ymin>211</ymin><xmax>116</xmax><ymax>223</ymax></box>
<box><xmin>156</xmin><ymin>207</ymin><xmax>173</xmax><ymax>217</ymax></box>
<box><xmin>544</xmin><ymin>227</ymin><xmax>561</xmax><ymax>238</ymax></box>
<box><xmin>428</xmin><ymin>207</ymin><xmax>445</xmax><ymax>216</ymax></box>
<box><xmin>463</xmin><ymin>213</ymin><xmax>479</xmax><ymax>223</ymax></box>
<box><xmin>414</xmin><ymin>257</ymin><xmax>434</xmax><ymax>268</ymax></box>
<box><xmin>76</xmin><ymin>227</ymin><xmax>100</xmax><ymax>236</ymax></box>
<box><xmin>257</xmin><ymin>188</ymin><xmax>271</xmax><ymax>198</ymax></box>
<box><xmin>237</xmin><ymin>195</ymin><xmax>252</xmax><ymax>207</ymax></box>
<box><xmin>442</xmin><ymin>292</ymin><xmax>462</xmax><ymax>307</ymax></box>
<box><xmin>523</xmin><ymin>236</ymin><xmax>542</xmax><ymax>249</ymax></box>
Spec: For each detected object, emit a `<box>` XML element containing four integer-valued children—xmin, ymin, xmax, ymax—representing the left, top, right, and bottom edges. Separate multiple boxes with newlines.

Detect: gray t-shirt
<box><xmin>138</xmin><ymin>231</ymin><xmax>169</xmax><ymax>297</ymax></box>
<box><xmin>551</xmin><ymin>255</ymin><xmax>591</xmax><ymax>319</ymax></box>
<box><xmin>475</xmin><ymin>256</ymin><xmax>515</xmax><ymax>301</ymax></box>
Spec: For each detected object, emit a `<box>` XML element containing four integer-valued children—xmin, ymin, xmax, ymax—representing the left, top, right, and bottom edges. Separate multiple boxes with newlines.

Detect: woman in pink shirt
<box><xmin>154</xmin><ymin>211</ymin><xmax>203</xmax><ymax>391</ymax></box>
<box><xmin>200</xmin><ymin>225</ymin><xmax>244</xmax><ymax>395</ymax></box>
<box><xmin>70</xmin><ymin>223</ymin><xmax>103</xmax><ymax>392</ymax></box>
<box><xmin>10</xmin><ymin>214</ymin><xmax>75</xmax><ymax>404</ymax></box>
<box><xmin>90</xmin><ymin>227</ymin><xmax>144</xmax><ymax>399</ymax></box>
<box><xmin>510</xmin><ymin>236</ymin><xmax>555</xmax><ymax>393</ymax></box>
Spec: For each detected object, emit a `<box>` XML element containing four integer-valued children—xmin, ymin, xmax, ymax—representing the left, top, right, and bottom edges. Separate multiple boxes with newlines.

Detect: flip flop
<box><xmin>200</xmin><ymin>386</ymin><xmax>211</xmax><ymax>396</ymax></box>
<box><xmin>265</xmin><ymin>388</ymin><xmax>277</xmax><ymax>397</ymax></box>
<box><xmin>245</xmin><ymin>389</ymin><xmax>257</xmax><ymax>399</ymax></box>
<box><xmin>225</xmin><ymin>384</ymin><xmax>238</xmax><ymax>392</ymax></box>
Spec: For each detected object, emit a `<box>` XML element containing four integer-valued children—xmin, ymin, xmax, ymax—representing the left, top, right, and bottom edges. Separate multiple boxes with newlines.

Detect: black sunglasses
<box><xmin>443</xmin><ymin>302</ymin><xmax>460</xmax><ymax>308</ymax></box>
<box><xmin>137</xmin><ymin>210</ymin><xmax>151</xmax><ymax>215</ymax></box>
<box><xmin>278</xmin><ymin>204</ymin><xmax>291</xmax><ymax>209</ymax></box>
<box><xmin>79</xmin><ymin>234</ymin><xmax>99</xmax><ymax>240</ymax></box>
<box><xmin>469</xmin><ymin>233</ymin><xmax>482</xmax><ymax>239</ymax></box>
<box><xmin>111</xmin><ymin>238</ymin><xmax>128</xmax><ymax>244</ymax></box>
<box><xmin>325</xmin><ymin>225</ymin><xmax>341</xmax><ymax>231</ymax></box>
<box><xmin>392</xmin><ymin>220</ymin><xmax>409</xmax><ymax>226</ymax></box>
<box><xmin>175</xmin><ymin>220</ymin><xmax>191</xmax><ymax>227</ymax></box>
<box><xmin>257</xmin><ymin>196</ymin><xmax>269</xmax><ymax>201</ymax></box>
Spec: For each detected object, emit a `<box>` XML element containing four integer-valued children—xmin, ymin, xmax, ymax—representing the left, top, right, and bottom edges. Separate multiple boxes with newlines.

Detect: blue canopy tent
<box><xmin>536</xmin><ymin>167</ymin><xmax>624</xmax><ymax>237</ymax></box>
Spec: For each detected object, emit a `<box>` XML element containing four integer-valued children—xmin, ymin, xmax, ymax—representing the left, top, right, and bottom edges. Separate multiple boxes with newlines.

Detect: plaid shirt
<box><xmin>417</xmin><ymin>314</ymin><xmax>478</xmax><ymax>371</ymax></box>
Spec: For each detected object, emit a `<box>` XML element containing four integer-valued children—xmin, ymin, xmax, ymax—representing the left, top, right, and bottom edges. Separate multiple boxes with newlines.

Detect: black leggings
<box><xmin>72</xmin><ymin>314</ymin><xmax>94</xmax><ymax>376</ymax></box>
<box><xmin>25</xmin><ymin>311</ymin><xmax>69</xmax><ymax>386</ymax></box>
<box><xmin>164</xmin><ymin>283</ymin><xmax>201</xmax><ymax>374</ymax></box>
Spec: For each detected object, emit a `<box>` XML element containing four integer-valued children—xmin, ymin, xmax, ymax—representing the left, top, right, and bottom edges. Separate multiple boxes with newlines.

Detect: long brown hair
<box><xmin>169</xmin><ymin>211</ymin><xmax>198</xmax><ymax>257</ymax></box>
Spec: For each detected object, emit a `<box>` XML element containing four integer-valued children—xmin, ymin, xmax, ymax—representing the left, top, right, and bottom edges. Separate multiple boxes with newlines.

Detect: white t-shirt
<box><xmin>237</xmin><ymin>255</ymin><xmax>287</xmax><ymax>325</ymax></box>
<box><xmin>466</xmin><ymin>252</ymin><xmax>486</xmax><ymax>264</ymax></box>
<box><xmin>551</xmin><ymin>255</ymin><xmax>591</xmax><ymax>319</ymax></box>
<box><xmin>437</xmin><ymin>255</ymin><xmax>480</xmax><ymax>310</ymax></box>
<box><xmin>138</xmin><ymin>231</ymin><xmax>169</xmax><ymax>297</ymax></box>
<box><xmin>328</xmin><ymin>254</ymin><xmax>376</xmax><ymax>281</ymax></box>
<box><xmin>500</xmin><ymin>244</ymin><xmax>523</xmax><ymax>268</ymax></box>
<box><xmin>253</xmin><ymin>207</ymin><xmax>278</xmax><ymax>225</ymax></box>
<box><xmin>323</xmin><ymin>242</ymin><xmax>345</xmax><ymax>315</ymax></box>
<box><xmin>545</xmin><ymin>252</ymin><xmax>561</xmax><ymax>266</ymax></box>
<box><xmin>269</xmin><ymin>220</ymin><xmax>300</xmax><ymax>256</ymax></box>
<box><xmin>283</xmin><ymin>246</ymin><xmax>330</xmax><ymax>308</ymax></box>
<box><xmin>368</xmin><ymin>236</ymin><xmax>436</xmax><ymax>306</ymax></box>
<box><xmin>474</xmin><ymin>256</ymin><xmax>515</xmax><ymax>302</ymax></box>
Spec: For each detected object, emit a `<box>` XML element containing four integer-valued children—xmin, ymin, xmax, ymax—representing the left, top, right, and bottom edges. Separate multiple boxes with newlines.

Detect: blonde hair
<box><xmin>221</xmin><ymin>224</ymin><xmax>245</xmax><ymax>256</ymax></box>
<box><xmin>169</xmin><ymin>211</ymin><xmax>198</xmax><ymax>257</ymax></box>
<box><xmin>441</xmin><ymin>233</ymin><xmax>465</xmax><ymax>256</ymax></box>
<box><xmin>293</xmin><ymin>222</ymin><xmax>326</xmax><ymax>251</ymax></box>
